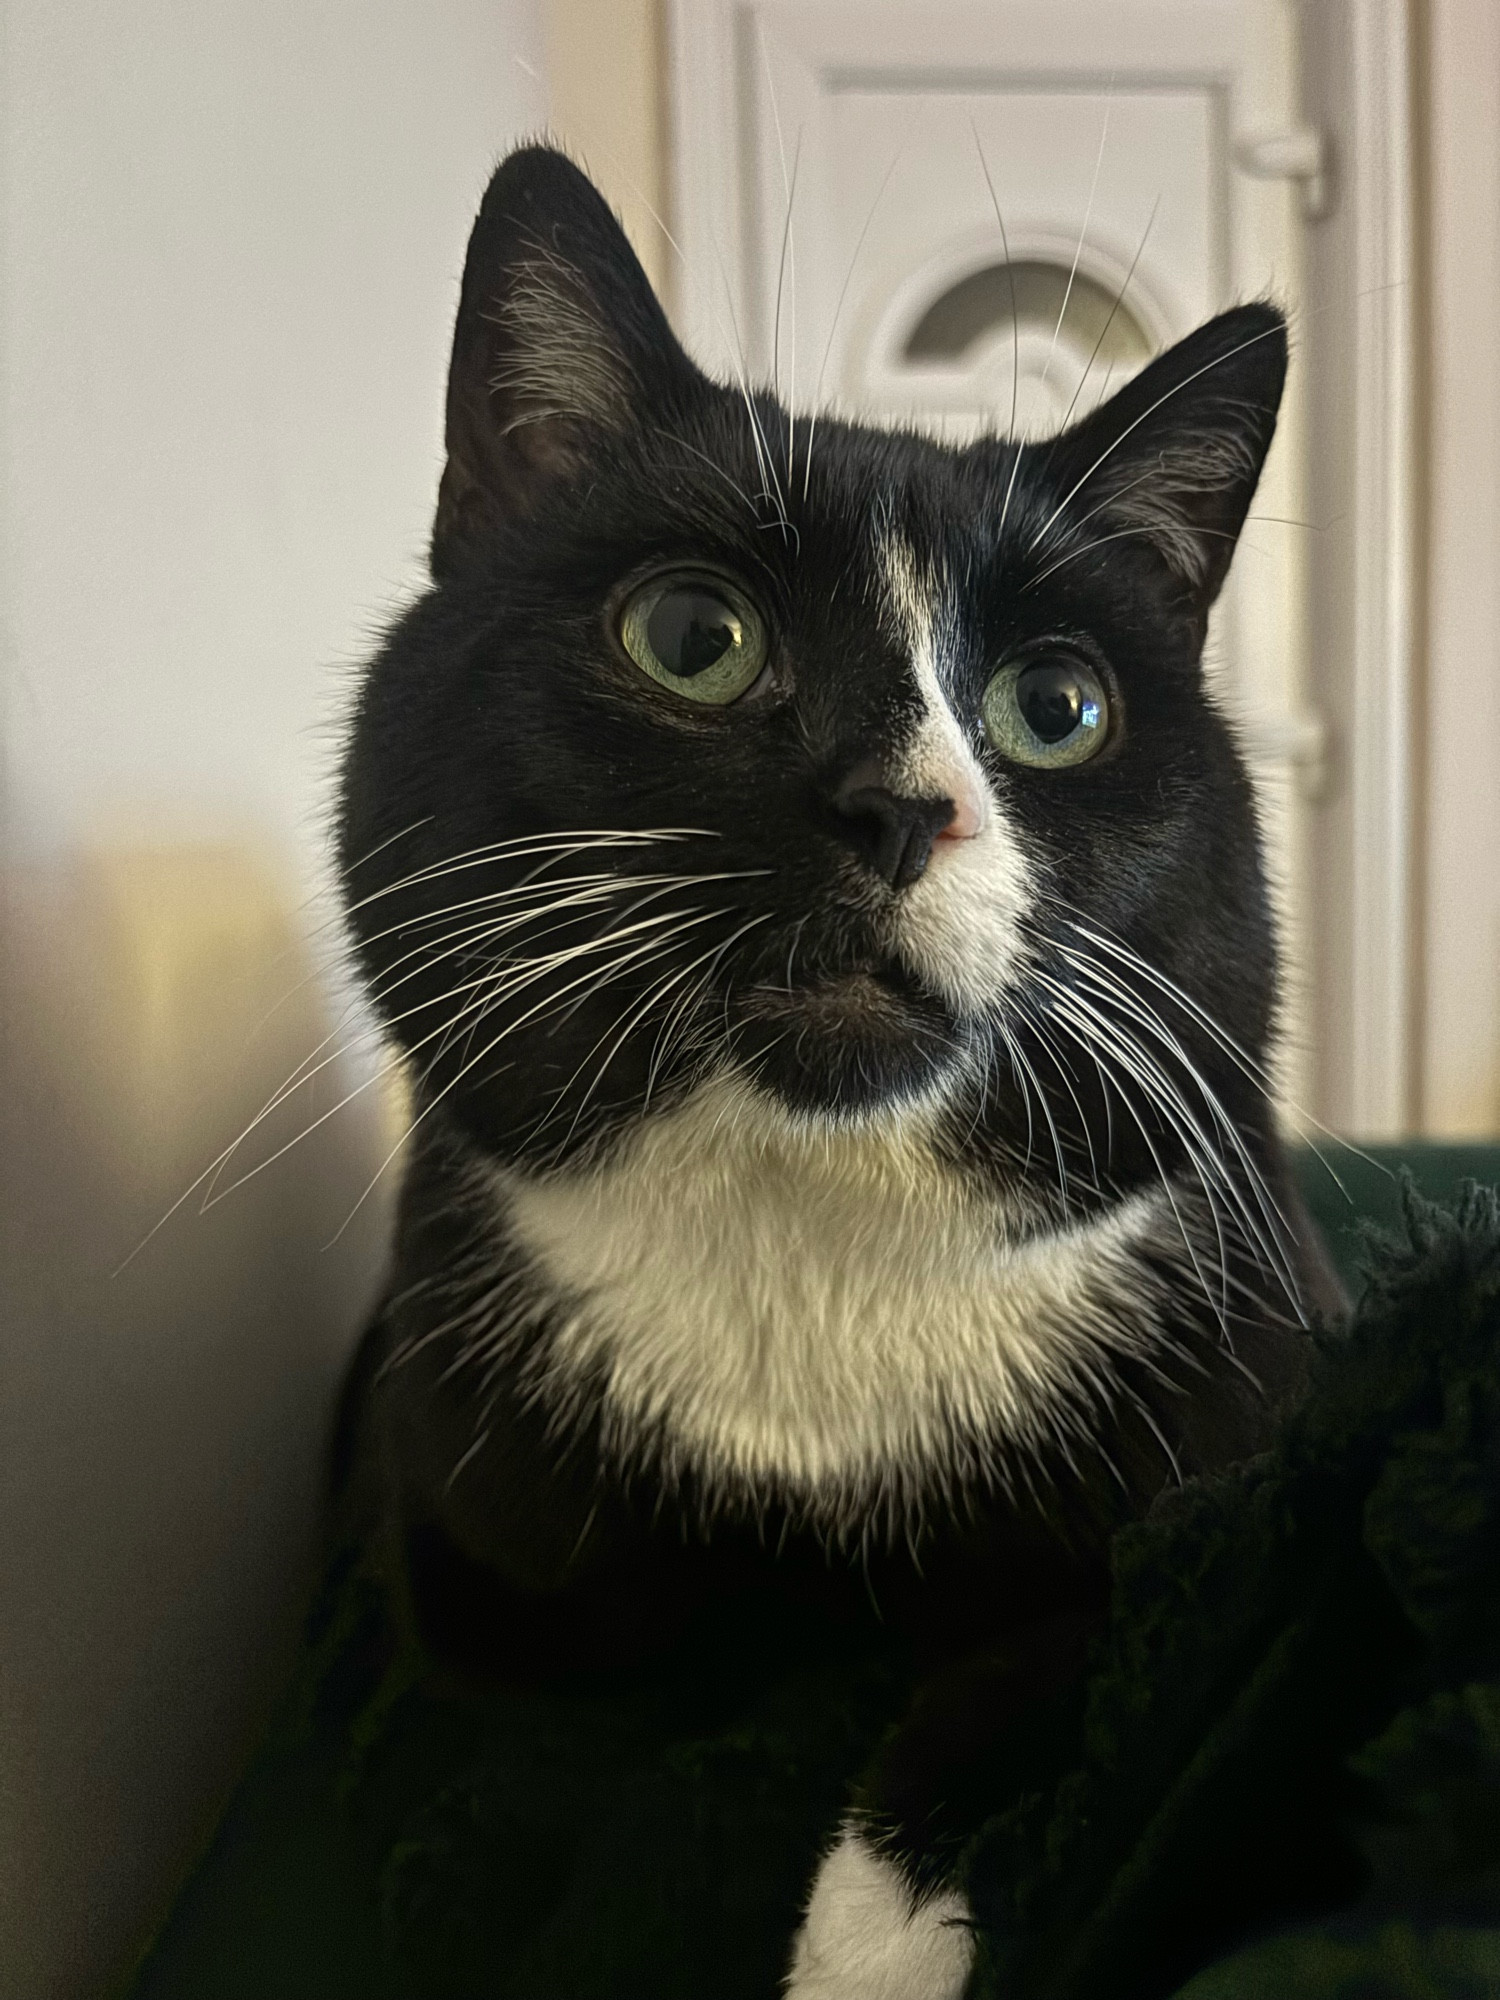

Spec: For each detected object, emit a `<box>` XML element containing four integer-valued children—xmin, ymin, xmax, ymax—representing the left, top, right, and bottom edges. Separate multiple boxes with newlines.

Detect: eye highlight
<box><xmin>619</xmin><ymin>572</ymin><xmax>768</xmax><ymax>705</ymax></box>
<box><xmin>981</xmin><ymin>652</ymin><xmax>1111</xmax><ymax>769</ymax></box>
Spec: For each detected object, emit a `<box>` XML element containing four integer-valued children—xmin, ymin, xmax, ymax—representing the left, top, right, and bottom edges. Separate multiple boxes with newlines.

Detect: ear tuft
<box><xmin>433</xmin><ymin>145</ymin><xmax>691</xmax><ymax>576</ymax></box>
<box><xmin>486</xmin><ymin>238</ymin><xmax>635</xmax><ymax>436</ymax></box>
<box><xmin>1038</xmin><ymin>303</ymin><xmax>1288</xmax><ymax>608</ymax></box>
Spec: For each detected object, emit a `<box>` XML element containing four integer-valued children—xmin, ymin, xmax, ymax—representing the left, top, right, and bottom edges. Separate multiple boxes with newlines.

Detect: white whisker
<box><xmin>324</xmin><ymin>912</ymin><xmax>730</xmax><ymax>1243</ymax></box>
<box><xmin>1048</xmin><ymin>194</ymin><xmax>1161</xmax><ymax>449</ymax></box>
<box><xmin>803</xmin><ymin>149</ymin><xmax>902</xmax><ymax>500</ymax></box>
<box><xmin>1040</xmin><ymin>87</ymin><xmax>1112</xmax><ymax>398</ymax></box>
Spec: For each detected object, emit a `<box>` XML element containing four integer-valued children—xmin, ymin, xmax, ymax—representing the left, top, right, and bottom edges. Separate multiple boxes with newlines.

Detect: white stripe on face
<box><xmin>880</xmin><ymin>537</ymin><xmax>1033</xmax><ymax>1016</ymax></box>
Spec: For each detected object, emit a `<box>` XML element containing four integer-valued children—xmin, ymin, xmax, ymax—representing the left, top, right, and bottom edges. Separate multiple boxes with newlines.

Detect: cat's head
<box><xmin>339</xmin><ymin>146</ymin><xmax>1285</xmax><ymax>1197</ymax></box>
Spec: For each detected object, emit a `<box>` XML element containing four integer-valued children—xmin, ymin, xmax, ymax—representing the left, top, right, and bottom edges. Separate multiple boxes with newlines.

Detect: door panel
<box><xmin>671</xmin><ymin>0</ymin><xmax>1319</xmax><ymax>1108</ymax></box>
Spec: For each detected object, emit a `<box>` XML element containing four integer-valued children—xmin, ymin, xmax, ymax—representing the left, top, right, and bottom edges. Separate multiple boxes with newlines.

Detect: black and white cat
<box><xmin>337</xmin><ymin>145</ymin><xmax>1338</xmax><ymax>1996</ymax></box>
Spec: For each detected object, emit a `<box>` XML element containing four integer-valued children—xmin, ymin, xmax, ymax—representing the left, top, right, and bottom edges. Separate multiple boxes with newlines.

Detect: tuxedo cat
<box><xmin>337</xmin><ymin>145</ymin><xmax>1337</xmax><ymax>1997</ymax></box>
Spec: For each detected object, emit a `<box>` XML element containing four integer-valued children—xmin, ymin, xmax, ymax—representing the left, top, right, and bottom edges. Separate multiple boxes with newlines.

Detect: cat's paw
<box><xmin>784</xmin><ymin>1825</ymin><xmax>974</xmax><ymax>2000</ymax></box>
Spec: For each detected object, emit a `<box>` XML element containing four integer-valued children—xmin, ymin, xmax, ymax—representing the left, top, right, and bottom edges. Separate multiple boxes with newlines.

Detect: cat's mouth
<box><xmin>753</xmin><ymin>963</ymin><xmax>902</xmax><ymax>1010</ymax></box>
<box><xmin>731</xmin><ymin>959</ymin><xmax>963</xmax><ymax>1116</ymax></box>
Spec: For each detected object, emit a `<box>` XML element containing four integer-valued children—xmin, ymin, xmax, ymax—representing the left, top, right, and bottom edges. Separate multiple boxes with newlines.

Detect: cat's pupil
<box><xmin>1017</xmin><ymin>660</ymin><xmax>1086</xmax><ymax>743</ymax></box>
<box><xmin>647</xmin><ymin>589</ymin><xmax>739</xmax><ymax>679</ymax></box>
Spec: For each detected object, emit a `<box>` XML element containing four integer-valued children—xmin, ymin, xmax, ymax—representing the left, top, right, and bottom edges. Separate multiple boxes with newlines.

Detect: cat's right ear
<box><xmin>432</xmin><ymin>145</ymin><xmax>694</xmax><ymax>578</ymax></box>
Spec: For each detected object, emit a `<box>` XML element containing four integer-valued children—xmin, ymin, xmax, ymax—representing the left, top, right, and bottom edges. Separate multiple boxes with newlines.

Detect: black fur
<box><xmin>336</xmin><ymin>145</ymin><xmax>1336</xmax><ymax>1964</ymax></box>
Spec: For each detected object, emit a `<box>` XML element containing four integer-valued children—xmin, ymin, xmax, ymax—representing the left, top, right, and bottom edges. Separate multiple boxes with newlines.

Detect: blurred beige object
<box><xmin>0</xmin><ymin>845</ymin><xmax>390</xmax><ymax>1999</ymax></box>
<box><xmin>545</xmin><ymin>0</ymin><xmax>670</xmax><ymax>295</ymax></box>
<box><xmin>1419</xmin><ymin>0</ymin><xmax>1500</xmax><ymax>1136</ymax></box>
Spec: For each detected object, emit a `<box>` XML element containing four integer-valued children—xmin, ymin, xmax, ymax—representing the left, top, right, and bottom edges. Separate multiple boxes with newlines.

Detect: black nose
<box><xmin>831</xmin><ymin>770</ymin><xmax>956</xmax><ymax>889</ymax></box>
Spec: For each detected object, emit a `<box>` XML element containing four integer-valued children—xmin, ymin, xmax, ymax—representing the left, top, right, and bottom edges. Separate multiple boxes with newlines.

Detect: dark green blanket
<box><xmin>128</xmin><ymin>1148</ymin><xmax>1500</xmax><ymax>1999</ymax></box>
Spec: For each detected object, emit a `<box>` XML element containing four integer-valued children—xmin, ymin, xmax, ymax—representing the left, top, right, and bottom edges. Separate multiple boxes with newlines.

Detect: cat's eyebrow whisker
<box><xmin>1087</xmin><ymin>356</ymin><xmax>1120</xmax><ymax>419</ymax></box>
<box><xmin>802</xmin><ymin>146</ymin><xmax>904</xmax><ymax>501</ymax></box>
<box><xmin>773</xmin><ymin>129</ymin><xmax>804</xmax><ymax>486</ymax></box>
<box><xmin>1039</xmin><ymin>87</ymin><xmax>1112</xmax><ymax>400</ymax></box>
<box><xmin>651</xmin><ymin>427</ymin><xmax>762</xmax><ymax>519</ymax></box>
<box><xmin>758</xmin><ymin>21</ymin><xmax>798</xmax><ymax>443</ymax></box>
<box><xmin>973</xmin><ymin>124</ymin><xmax>1024</xmax><ymax>543</ymax></box>
<box><xmin>729</xmin><ymin>357</ymin><xmax>784</xmax><ymax>534</ymax></box>
<box><xmin>1048</xmin><ymin>194</ymin><xmax>1161</xmax><ymax>448</ymax></box>
<box><xmin>743</xmin><ymin>33</ymin><xmax>796</xmax><ymax>537</ymax></box>
<box><xmin>698</xmin><ymin>216</ymin><xmax>780</xmax><ymax>512</ymax></box>
<box><xmin>734</xmin><ymin>376</ymin><xmax>793</xmax><ymax>542</ymax></box>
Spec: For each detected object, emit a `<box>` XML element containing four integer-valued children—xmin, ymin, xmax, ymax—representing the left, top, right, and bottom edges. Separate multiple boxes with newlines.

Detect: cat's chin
<box><xmin>732</xmin><ymin>969</ymin><xmax>963</xmax><ymax>1119</ymax></box>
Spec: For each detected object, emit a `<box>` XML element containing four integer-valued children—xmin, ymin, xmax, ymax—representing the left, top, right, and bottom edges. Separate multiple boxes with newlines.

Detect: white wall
<box><xmin>0</xmin><ymin>5</ymin><xmax>545</xmax><ymax>1994</ymax></box>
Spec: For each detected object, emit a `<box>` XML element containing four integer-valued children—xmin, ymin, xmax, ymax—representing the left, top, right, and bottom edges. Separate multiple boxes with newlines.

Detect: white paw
<box><xmin>784</xmin><ymin>1824</ymin><xmax>975</xmax><ymax>2000</ymax></box>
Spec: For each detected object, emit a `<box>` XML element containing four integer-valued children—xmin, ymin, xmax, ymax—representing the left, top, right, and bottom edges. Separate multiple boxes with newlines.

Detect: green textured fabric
<box><xmin>125</xmin><ymin>1148</ymin><xmax>1500</xmax><ymax>2000</ymax></box>
<box><xmin>1175</xmin><ymin>1922</ymin><xmax>1500</xmax><ymax>1999</ymax></box>
<box><xmin>1295</xmin><ymin>1143</ymin><xmax>1500</xmax><ymax>1293</ymax></box>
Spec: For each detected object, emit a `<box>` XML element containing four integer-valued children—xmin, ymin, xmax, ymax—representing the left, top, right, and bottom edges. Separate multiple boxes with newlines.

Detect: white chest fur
<box><xmin>497</xmin><ymin>1076</ymin><xmax>1171</xmax><ymax>1511</ymax></box>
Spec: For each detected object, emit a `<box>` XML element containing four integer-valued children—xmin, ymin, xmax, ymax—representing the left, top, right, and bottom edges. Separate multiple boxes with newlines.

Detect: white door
<box><xmin>670</xmin><ymin>0</ymin><xmax>1326</xmax><ymax>1110</ymax></box>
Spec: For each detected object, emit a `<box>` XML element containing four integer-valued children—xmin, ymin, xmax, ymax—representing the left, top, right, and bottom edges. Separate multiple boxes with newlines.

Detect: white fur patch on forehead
<box><xmin>498</xmin><ymin>1072</ymin><xmax>1180</xmax><ymax>1525</ymax></box>
<box><xmin>877</xmin><ymin>536</ymin><xmax>1034</xmax><ymax>1016</ymax></box>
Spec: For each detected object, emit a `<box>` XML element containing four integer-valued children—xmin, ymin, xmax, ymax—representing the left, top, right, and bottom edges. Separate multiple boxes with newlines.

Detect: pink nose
<box><xmin>933</xmin><ymin>773</ymin><xmax>985</xmax><ymax>843</ymax></box>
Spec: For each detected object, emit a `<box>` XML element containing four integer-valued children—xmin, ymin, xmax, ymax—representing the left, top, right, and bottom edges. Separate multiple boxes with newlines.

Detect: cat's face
<box><xmin>340</xmin><ymin>148</ymin><xmax>1284</xmax><ymax>1198</ymax></box>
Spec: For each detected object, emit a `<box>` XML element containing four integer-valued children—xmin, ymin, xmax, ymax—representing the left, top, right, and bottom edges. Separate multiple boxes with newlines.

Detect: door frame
<box><xmin>665</xmin><ymin>0</ymin><xmax>1419</xmax><ymax>1139</ymax></box>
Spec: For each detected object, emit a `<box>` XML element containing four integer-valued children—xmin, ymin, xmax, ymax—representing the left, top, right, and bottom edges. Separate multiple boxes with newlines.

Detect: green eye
<box><xmin>981</xmin><ymin>653</ymin><xmax>1111</xmax><ymax>768</ymax></box>
<box><xmin>619</xmin><ymin>573</ymin><xmax>768</xmax><ymax>705</ymax></box>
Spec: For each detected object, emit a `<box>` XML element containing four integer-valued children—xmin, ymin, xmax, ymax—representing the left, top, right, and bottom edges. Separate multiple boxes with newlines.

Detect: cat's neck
<box><xmin>482</xmin><ymin>1071</ymin><xmax>1187</xmax><ymax>1527</ymax></box>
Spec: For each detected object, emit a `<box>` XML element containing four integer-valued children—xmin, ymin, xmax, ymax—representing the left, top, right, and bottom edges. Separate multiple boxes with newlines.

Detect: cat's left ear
<box><xmin>1037</xmin><ymin>302</ymin><xmax>1287</xmax><ymax>611</ymax></box>
<box><xmin>432</xmin><ymin>144</ymin><xmax>696</xmax><ymax>577</ymax></box>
